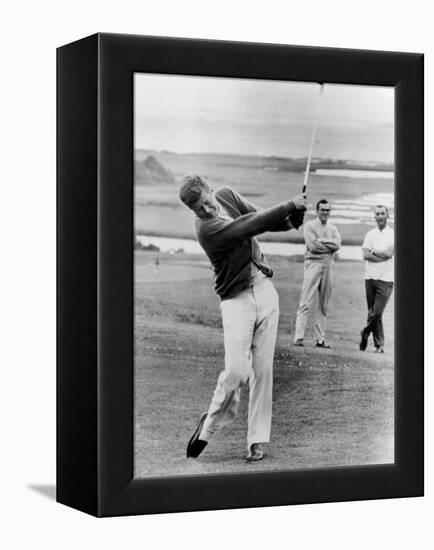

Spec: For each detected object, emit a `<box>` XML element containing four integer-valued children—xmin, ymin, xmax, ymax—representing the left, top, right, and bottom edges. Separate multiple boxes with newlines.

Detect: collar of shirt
<box><xmin>373</xmin><ymin>225</ymin><xmax>392</xmax><ymax>235</ymax></box>
<box><xmin>217</xmin><ymin>206</ymin><xmax>233</xmax><ymax>221</ymax></box>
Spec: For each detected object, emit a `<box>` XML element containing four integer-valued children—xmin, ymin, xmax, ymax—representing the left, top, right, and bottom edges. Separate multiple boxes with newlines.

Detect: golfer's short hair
<box><xmin>375</xmin><ymin>205</ymin><xmax>389</xmax><ymax>216</ymax></box>
<box><xmin>179</xmin><ymin>175</ymin><xmax>212</xmax><ymax>208</ymax></box>
<box><xmin>316</xmin><ymin>199</ymin><xmax>330</xmax><ymax>210</ymax></box>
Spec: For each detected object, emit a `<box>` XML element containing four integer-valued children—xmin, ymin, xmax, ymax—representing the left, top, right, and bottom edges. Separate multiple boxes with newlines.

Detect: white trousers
<box><xmin>200</xmin><ymin>274</ymin><xmax>279</xmax><ymax>447</ymax></box>
<box><xmin>294</xmin><ymin>259</ymin><xmax>334</xmax><ymax>342</ymax></box>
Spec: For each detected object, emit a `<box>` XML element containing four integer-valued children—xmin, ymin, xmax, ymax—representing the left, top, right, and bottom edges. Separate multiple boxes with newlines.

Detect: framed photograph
<box><xmin>57</xmin><ymin>33</ymin><xmax>423</xmax><ymax>517</ymax></box>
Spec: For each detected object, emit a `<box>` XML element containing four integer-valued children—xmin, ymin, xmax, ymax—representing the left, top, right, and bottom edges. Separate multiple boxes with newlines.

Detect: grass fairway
<box><xmin>134</xmin><ymin>251</ymin><xmax>394</xmax><ymax>477</ymax></box>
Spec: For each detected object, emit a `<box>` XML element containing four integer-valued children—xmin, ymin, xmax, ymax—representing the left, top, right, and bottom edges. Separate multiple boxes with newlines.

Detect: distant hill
<box><xmin>134</xmin><ymin>149</ymin><xmax>393</xmax><ymax>174</ymax></box>
<box><xmin>135</xmin><ymin>155</ymin><xmax>176</xmax><ymax>185</ymax></box>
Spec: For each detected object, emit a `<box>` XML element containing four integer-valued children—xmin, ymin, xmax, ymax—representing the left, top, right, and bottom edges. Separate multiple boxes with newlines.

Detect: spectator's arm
<box><xmin>321</xmin><ymin>226</ymin><xmax>342</xmax><ymax>251</ymax></box>
<box><xmin>363</xmin><ymin>247</ymin><xmax>387</xmax><ymax>262</ymax></box>
<box><xmin>305</xmin><ymin>223</ymin><xmax>328</xmax><ymax>253</ymax></box>
<box><xmin>372</xmin><ymin>244</ymin><xmax>394</xmax><ymax>259</ymax></box>
<box><xmin>321</xmin><ymin>240</ymin><xmax>340</xmax><ymax>252</ymax></box>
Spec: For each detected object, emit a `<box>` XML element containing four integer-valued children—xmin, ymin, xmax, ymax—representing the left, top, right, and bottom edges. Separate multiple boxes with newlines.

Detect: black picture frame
<box><xmin>57</xmin><ymin>33</ymin><xmax>424</xmax><ymax>517</ymax></box>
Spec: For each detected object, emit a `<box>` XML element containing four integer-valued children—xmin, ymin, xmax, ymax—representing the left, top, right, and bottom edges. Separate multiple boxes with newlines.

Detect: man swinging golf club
<box><xmin>179</xmin><ymin>176</ymin><xmax>307</xmax><ymax>462</ymax></box>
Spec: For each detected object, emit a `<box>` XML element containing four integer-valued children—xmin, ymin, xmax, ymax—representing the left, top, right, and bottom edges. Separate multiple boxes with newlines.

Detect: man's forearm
<box><xmin>372</xmin><ymin>252</ymin><xmax>389</xmax><ymax>260</ymax></box>
<box><xmin>307</xmin><ymin>241</ymin><xmax>329</xmax><ymax>253</ymax></box>
<box><xmin>368</xmin><ymin>251</ymin><xmax>387</xmax><ymax>262</ymax></box>
<box><xmin>210</xmin><ymin>200</ymin><xmax>296</xmax><ymax>246</ymax></box>
<box><xmin>372</xmin><ymin>248</ymin><xmax>394</xmax><ymax>260</ymax></box>
<box><xmin>268</xmin><ymin>215</ymin><xmax>294</xmax><ymax>232</ymax></box>
<box><xmin>321</xmin><ymin>241</ymin><xmax>340</xmax><ymax>252</ymax></box>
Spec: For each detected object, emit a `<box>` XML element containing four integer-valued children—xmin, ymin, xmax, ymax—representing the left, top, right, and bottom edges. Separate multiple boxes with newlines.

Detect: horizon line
<box><xmin>134</xmin><ymin>148</ymin><xmax>394</xmax><ymax>167</ymax></box>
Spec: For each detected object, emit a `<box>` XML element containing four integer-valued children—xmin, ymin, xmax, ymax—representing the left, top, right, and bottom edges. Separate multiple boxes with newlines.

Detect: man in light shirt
<box><xmin>293</xmin><ymin>199</ymin><xmax>341</xmax><ymax>348</ymax></box>
<box><xmin>359</xmin><ymin>205</ymin><xmax>394</xmax><ymax>353</ymax></box>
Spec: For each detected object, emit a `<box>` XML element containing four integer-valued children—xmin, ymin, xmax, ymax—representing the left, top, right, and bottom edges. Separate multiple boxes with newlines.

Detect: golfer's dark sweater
<box><xmin>195</xmin><ymin>186</ymin><xmax>296</xmax><ymax>300</ymax></box>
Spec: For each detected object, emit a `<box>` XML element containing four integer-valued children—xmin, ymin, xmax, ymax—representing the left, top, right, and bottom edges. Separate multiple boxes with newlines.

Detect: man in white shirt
<box><xmin>359</xmin><ymin>205</ymin><xmax>394</xmax><ymax>353</ymax></box>
<box><xmin>293</xmin><ymin>199</ymin><xmax>341</xmax><ymax>348</ymax></box>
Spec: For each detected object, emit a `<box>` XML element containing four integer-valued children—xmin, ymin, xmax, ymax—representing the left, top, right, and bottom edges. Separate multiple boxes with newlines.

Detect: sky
<box><xmin>134</xmin><ymin>74</ymin><xmax>394</xmax><ymax>162</ymax></box>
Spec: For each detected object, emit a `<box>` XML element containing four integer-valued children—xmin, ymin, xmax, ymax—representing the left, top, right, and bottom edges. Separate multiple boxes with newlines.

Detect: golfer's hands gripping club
<box><xmin>292</xmin><ymin>193</ymin><xmax>307</xmax><ymax>211</ymax></box>
<box><xmin>289</xmin><ymin>193</ymin><xmax>307</xmax><ymax>230</ymax></box>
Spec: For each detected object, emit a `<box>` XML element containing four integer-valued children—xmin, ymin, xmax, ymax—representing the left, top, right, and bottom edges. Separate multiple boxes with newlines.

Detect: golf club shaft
<box><xmin>302</xmin><ymin>84</ymin><xmax>324</xmax><ymax>194</ymax></box>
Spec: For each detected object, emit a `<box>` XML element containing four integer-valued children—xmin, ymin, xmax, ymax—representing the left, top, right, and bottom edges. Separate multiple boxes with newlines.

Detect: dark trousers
<box><xmin>362</xmin><ymin>279</ymin><xmax>394</xmax><ymax>347</ymax></box>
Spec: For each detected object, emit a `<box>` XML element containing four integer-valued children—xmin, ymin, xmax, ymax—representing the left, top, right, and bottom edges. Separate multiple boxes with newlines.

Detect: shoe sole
<box><xmin>186</xmin><ymin>412</ymin><xmax>207</xmax><ymax>458</ymax></box>
<box><xmin>246</xmin><ymin>451</ymin><xmax>264</xmax><ymax>462</ymax></box>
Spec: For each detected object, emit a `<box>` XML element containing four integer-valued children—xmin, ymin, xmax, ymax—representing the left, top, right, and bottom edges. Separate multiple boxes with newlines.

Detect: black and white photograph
<box><xmin>133</xmin><ymin>74</ymin><xmax>395</xmax><ymax>477</ymax></box>
<box><xmin>4</xmin><ymin>0</ymin><xmax>431</xmax><ymax>546</ymax></box>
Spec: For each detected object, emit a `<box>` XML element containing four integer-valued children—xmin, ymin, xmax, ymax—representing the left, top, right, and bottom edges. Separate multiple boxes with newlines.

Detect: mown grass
<box><xmin>134</xmin><ymin>251</ymin><xmax>394</xmax><ymax>477</ymax></box>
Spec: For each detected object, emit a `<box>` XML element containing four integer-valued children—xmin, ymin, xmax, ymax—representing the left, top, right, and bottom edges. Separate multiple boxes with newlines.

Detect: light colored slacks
<box><xmin>200</xmin><ymin>274</ymin><xmax>279</xmax><ymax>447</ymax></box>
<box><xmin>294</xmin><ymin>258</ymin><xmax>334</xmax><ymax>342</ymax></box>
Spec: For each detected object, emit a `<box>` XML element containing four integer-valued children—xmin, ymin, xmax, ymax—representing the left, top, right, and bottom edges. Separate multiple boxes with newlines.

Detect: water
<box><xmin>136</xmin><ymin>235</ymin><xmax>363</xmax><ymax>261</ymax></box>
<box><xmin>314</xmin><ymin>169</ymin><xmax>393</xmax><ymax>179</ymax></box>
<box><xmin>135</xmin><ymin>190</ymin><xmax>393</xmax><ymax>261</ymax></box>
<box><xmin>323</xmin><ymin>192</ymin><xmax>394</xmax><ymax>225</ymax></box>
